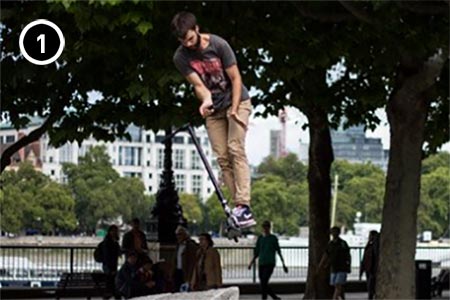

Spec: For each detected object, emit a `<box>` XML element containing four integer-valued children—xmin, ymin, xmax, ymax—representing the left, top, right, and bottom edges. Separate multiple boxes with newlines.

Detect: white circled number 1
<box><xmin>37</xmin><ymin>34</ymin><xmax>45</xmax><ymax>53</ymax></box>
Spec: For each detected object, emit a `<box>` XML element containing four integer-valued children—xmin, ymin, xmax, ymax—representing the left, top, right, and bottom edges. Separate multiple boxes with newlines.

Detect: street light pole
<box><xmin>331</xmin><ymin>174</ymin><xmax>339</xmax><ymax>227</ymax></box>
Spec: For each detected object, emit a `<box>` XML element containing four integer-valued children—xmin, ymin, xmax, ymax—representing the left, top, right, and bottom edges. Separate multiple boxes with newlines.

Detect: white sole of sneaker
<box><xmin>238</xmin><ymin>219</ymin><xmax>257</xmax><ymax>228</ymax></box>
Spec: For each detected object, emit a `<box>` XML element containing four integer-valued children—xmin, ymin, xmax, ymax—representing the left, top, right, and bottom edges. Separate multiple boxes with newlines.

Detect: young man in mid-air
<box><xmin>171</xmin><ymin>11</ymin><xmax>255</xmax><ymax>228</ymax></box>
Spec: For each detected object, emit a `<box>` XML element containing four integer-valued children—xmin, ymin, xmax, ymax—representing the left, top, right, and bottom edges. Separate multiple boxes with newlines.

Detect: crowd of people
<box><xmin>98</xmin><ymin>218</ymin><xmax>223</xmax><ymax>299</ymax></box>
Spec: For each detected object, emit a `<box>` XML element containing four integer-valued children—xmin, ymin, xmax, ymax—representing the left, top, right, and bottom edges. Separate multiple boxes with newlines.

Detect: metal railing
<box><xmin>0</xmin><ymin>244</ymin><xmax>448</xmax><ymax>286</ymax></box>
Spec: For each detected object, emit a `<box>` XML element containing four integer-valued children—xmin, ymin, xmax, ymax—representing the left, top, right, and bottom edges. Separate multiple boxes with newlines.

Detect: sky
<box><xmin>244</xmin><ymin>105</ymin><xmax>450</xmax><ymax>166</ymax></box>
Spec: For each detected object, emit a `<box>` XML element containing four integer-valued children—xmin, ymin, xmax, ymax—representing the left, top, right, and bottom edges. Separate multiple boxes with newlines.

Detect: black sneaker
<box><xmin>232</xmin><ymin>205</ymin><xmax>257</xmax><ymax>228</ymax></box>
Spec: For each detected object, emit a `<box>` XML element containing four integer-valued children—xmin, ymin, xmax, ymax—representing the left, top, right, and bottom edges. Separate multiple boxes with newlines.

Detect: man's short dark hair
<box><xmin>331</xmin><ymin>226</ymin><xmax>341</xmax><ymax>235</ymax></box>
<box><xmin>171</xmin><ymin>11</ymin><xmax>197</xmax><ymax>38</ymax></box>
<box><xmin>262</xmin><ymin>220</ymin><xmax>271</xmax><ymax>228</ymax></box>
<box><xmin>131</xmin><ymin>218</ymin><xmax>140</xmax><ymax>225</ymax></box>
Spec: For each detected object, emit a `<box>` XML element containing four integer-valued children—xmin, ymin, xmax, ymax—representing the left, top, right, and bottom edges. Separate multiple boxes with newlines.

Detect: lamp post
<box><xmin>151</xmin><ymin>128</ymin><xmax>186</xmax><ymax>245</ymax></box>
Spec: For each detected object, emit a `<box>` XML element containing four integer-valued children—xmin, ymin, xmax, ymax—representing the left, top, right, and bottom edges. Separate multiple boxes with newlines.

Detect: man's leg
<box><xmin>206</xmin><ymin>110</ymin><xmax>236</xmax><ymax>200</ymax></box>
<box><xmin>227</xmin><ymin>99</ymin><xmax>252</xmax><ymax>207</ymax></box>
<box><xmin>368</xmin><ymin>274</ymin><xmax>376</xmax><ymax>299</ymax></box>
<box><xmin>259</xmin><ymin>265</ymin><xmax>270</xmax><ymax>300</ymax></box>
<box><xmin>264</xmin><ymin>264</ymin><xmax>280</xmax><ymax>300</ymax></box>
<box><xmin>333</xmin><ymin>284</ymin><xmax>343</xmax><ymax>300</ymax></box>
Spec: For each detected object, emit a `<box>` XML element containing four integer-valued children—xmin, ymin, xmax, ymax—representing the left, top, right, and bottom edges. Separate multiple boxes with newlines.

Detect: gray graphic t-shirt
<box><xmin>173</xmin><ymin>34</ymin><xmax>250</xmax><ymax>111</ymax></box>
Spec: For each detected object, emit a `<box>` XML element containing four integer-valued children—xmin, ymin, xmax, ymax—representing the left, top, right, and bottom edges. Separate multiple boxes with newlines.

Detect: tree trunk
<box><xmin>303</xmin><ymin>107</ymin><xmax>334</xmax><ymax>299</ymax></box>
<box><xmin>377</xmin><ymin>54</ymin><xmax>446</xmax><ymax>299</ymax></box>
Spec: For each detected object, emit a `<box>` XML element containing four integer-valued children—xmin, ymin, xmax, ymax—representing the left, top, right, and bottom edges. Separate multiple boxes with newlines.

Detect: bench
<box><xmin>56</xmin><ymin>272</ymin><xmax>107</xmax><ymax>299</ymax></box>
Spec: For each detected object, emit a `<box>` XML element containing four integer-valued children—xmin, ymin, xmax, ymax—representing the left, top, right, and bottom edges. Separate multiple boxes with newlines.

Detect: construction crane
<box><xmin>278</xmin><ymin>108</ymin><xmax>287</xmax><ymax>157</ymax></box>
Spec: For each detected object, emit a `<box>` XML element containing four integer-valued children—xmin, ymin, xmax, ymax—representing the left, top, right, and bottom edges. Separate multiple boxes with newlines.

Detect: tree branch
<box><xmin>1</xmin><ymin>117</ymin><xmax>52</xmax><ymax>173</ymax></box>
<box><xmin>338</xmin><ymin>1</ymin><xmax>376</xmax><ymax>25</ymax></box>
<box><xmin>396</xmin><ymin>52</ymin><xmax>447</xmax><ymax>104</ymax></box>
<box><xmin>0</xmin><ymin>96</ymin><xmax>69</xmax><ymax>174</ymax></box>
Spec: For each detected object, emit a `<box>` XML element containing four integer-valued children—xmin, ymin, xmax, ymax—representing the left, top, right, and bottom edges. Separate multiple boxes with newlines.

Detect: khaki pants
<box><xmin>205</xmin><ymin>99</ymin><xmax>252</xmax><ymax>206</ymax></box>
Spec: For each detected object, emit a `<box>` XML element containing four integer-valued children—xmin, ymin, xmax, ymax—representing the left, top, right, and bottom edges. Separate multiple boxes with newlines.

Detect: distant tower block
<box><xmin>278</xmin><ymin>108</ymin><xmax>287</xmax><ymax>157</ymax></box>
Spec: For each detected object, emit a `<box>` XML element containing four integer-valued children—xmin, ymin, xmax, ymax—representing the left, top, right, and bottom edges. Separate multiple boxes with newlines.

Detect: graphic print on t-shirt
<box><xmin>190</xmin><ymin>58</ymin><xmax>229</xmax><ymax>94</ymax></box>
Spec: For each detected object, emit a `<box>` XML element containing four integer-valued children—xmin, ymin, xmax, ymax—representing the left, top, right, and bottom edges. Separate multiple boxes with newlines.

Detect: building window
<box><xmin>174</xmin><ymin>149</ymin><xmax>185</xmax><ymax>169</ymax></box>
<box><xmin>146</xmin><ymin>135</ymin><xmax>152</xmax><ymax>143</ymax></box>
<box><xmin>173</xmin><ymin>136</ymin><xmax>184</xmax><ymax>144</ymax></box>
<box><xmin>188</xmin><ymin>136</ymin><xmax>200</xmax><ymax>144</ymax></box>
<box><xmin>155</xmin><ymin>135</ymin><xmax>165</xmax><ymax>143</ymax></box>
<box><xmin>192</xmin><ymin>175</ymin><xmax>202</xmax><ymax>195</ymax></box>
<box><xmin>175</xmin><ymin>174</ymin><xmax>185</xmax><ymax>192</ymax></box>
<box><xmin>147</xmin><ymin>160</ymin><xmax>150</xmax><ymax>167</ymax></box>
<box><xmin>148</xmin><ymin>186</ymin><xmax>152</xmax><ymax>192</ymax></box>
<box><xmin>191</xmin><ymin>150</ymin><xmax>201</xmax><ymax>170</ymax></box>
<box><xmin>124</xmin><ymin>172</ymin><xmax>142</xmax><ymax>178</ymax></box>
<box><xmin>124</xmin><ymin>147</ymin><xmax>134</xmax><ymax>165</ymax></box>
<box><xmin>119</xmin><ymin>146</ymin><xmax>142</xmax><ymax>166</ymax></box>
<box><xmin>49</xmin><ymin>156</ymin><xmax>53</xmax><ymax>163</ymax></box>
<box><xmin>50</xmin><ymin>170</ymin><xmax>55</xmax><ymax>176</ymax></box>
<box><xmin>5</xmin><ymin>135</ymin><xmax>15</xmax><ymax>143</ymax></box>
<box><xmin>203</xmin><ymin>137</ymin><xmax>209</xmax><ymax>146</ymax></box>
<box><xmin>0</xmin><ymin>136</ymin><xmax>3</xmax><ymax>144</ymax></box>
<box><xmin>149</xmin><ymin>173</ymin><xmax>153</xmax><ymax>179</ymax></box>
<box><xmin>157</xmin><ymin>148</ymin><xmax>164</xmax><ymax>169</ymax></box>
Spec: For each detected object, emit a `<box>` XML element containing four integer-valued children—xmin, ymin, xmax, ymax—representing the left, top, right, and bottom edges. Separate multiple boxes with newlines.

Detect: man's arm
<box><xmin>275</xmin><ymin>238</ymin><xmax>288</xmax><ymax>273</ymax></box>
<box><xmin>248</xmin><ymin>237</ymin><xmax>261</xmax><ymax>269</ymax></box>
<box><xmin>185</xmin><ymin>72</ymin><xmax>214</xmax><ymax>117</ymax></box>
<box><xmin>224</xmin><ymin>65</ymin><xmax>243</xmax><ymax>114</ymax></box>
<box><xmin>318</xmin><ymin>252</ymin><xmax>329</xmax><ymax>270</ymax></box>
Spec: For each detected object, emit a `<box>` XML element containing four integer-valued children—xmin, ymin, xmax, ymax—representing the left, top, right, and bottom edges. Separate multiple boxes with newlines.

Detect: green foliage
<box><xmin>251</xmin><ymin>175</ymin><xmax>308</xmax><ymax>236</ymax></box>
<box><xmin>331</xmin><ymin>160</ymin><xmax>385</xmax><ymax>227</ymax></box>
<box><xmin>418</xmin><ymin>153</ymin><xmax>450</xmax><ymax>238</ymax></box>
<box><xmin>63</xmin><ymin>145</ymin><xmax>153</xmax><ymax>232</ymax></box>
<box><xmin>0</xmin><ymin>162</ymin><xmax>77</xmax><ymax>234</ymax></box>
<box><xmin>1</xmin><ymin>0</ymin><xmax>199</xmax><ymax>160</ymax></box>
<box><xmin>179</xmin><ymin>193</ymin><xmax>203</xmax><ymax>226</ymax></box>
<box><xmin>422</xmin><ymin>152</ymin><xmax>450</xmax><ymax>175</ymax></box>
<box><xmin>0</xmin><ymin>185</ymin><xmax>26</xmax><ymax>234</ymax></box>
<box><xmin>257</xmin><ymin>153</ymin><xmax>307</xmax><ymax>185</ymax></box>
<box><xmin>203</xmin><ymin>187</ymin><xmax>232</xmax><ymax>234</ymax></box>
<box><xmin>113</xmin><ymin>177</ymin><xmax>155</xmax><ymax>224</ymax></box>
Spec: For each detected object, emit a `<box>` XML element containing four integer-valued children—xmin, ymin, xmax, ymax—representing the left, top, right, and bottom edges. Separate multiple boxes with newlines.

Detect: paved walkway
<box><xmin>25</xmin><ymin>289</ymin><xmax>450</xmax><ymax>300</ymax></box>
<box><xmin>240</xmin><ymin>290</ymin><xmax>450</xmax><ymax>299</ymax></box>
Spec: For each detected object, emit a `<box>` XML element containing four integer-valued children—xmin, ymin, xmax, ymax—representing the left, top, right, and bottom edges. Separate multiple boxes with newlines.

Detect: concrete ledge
<box><xmin>132</xmin><ymin>287</ymin><xmax>239</xmax><ymax>300</ymax></box>
<box><xmin>0</xmin><ymin>281</ymin><xmax>428</xmax><ymax>299</ymax></box>
<box><xmin>223</xmin><ymin>281</ymin><xmax>367</xmax><ymax>294</ymax></box>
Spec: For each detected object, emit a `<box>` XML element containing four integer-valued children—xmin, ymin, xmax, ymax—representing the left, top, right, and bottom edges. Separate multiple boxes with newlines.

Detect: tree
<box><xmin>422</xmin><ymin>151</ymin><xmax>450</xmax><ymax>175</ymax></box>
<box><xmin>1</xmin><ymin>0</ymin><xmax>199</xmax><ymax>173</ymax></box>
<box><xmin>219</xmin><ymin>2</ymin><xmax>448</xmax><ymax>297</ymax></box>
<box><xmin>419</xmin><ymin>152</ymin><xmax>450</xmax><ymax>238</ymax></box>
<box><xmin>251</xmin><ymin>175</ymin><xmax>307</xmax><ymax>236</ymax></box>
<box><xmin>179</xmin><ymin>193</ymin><xmax>204</xmax><ymax>227</ymax></box>
<box><xmin>112</xmin><ymin>177</ymin><xmax>155</xmax><ymax>224</ymax></box>
<box><xmin>0</xmin><ymin>184</ymin><xmax>26</xmax><ymax>234</ymax></box>
<box><xmin>34</xmin><ymin>182</ymin><xmax>77</xmax><ymax>234</ymax></box>
<box><xmin>331</xmin><ymin>160</ymin><xmax>385</xmax><ymax>227</ymax></box>
<box><xmin>63</xmin><ymin>145</ymin><xmax>156</xmax><ymax>232</ymax></box>
<box><xmin>257</xmin><ymin>153</ymin><xmax>307</xmax><ymax>185</ymax></box>
<box><xmin>0</xmin><ymin>162</ymin><xmax>77</xmax><ymax>234</ymax></box>
<box><xmin>62</xmin><ymin>146</ymin><xmax>118</xmax><ymax>231</ymax></box>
